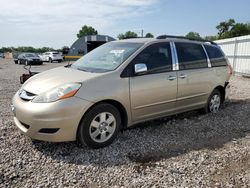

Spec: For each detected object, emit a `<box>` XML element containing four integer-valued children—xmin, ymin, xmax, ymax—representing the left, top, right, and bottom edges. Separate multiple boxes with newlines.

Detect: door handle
<box><xmin>179</xmin><ymin>74</ymin><xmax>187</xmax><ymax>79</ymax></box>
<box><xmin>168</xmin><ymin>75</ymin><xmax>176</xmax><ymax>81</ymax></box>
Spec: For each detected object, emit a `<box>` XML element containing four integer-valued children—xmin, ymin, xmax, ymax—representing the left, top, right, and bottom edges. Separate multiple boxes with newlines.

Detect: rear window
<box><xmin>175</xmin><ymin>42</ymin><xmax>208</xmax><ymax>70</ymax></box>
<box><xmin>204</xmin><ymin>45</ymin><xmax>227</xmax><ymax>67</ymax></box>
<box><xmin>52</xmin><ymin>52</ymin><xmax>59</xmax><ymax>55</ymax></box>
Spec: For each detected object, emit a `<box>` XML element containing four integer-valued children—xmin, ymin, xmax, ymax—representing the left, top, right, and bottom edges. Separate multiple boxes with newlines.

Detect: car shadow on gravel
<box><xmin>32</xmin><ymin>99</ymin><xmax>250</xmax><ymax>166</ymax></box>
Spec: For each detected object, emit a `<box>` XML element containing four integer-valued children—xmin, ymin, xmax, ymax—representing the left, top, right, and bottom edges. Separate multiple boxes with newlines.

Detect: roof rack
<box><xmin>156</xmin><ymin>35</ymin><xmax>217</xmax><ymax>45</ymax></box>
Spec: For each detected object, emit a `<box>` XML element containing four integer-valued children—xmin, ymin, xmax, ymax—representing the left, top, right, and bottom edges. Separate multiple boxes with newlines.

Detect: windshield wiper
<box><xmin>75</xmin><ymin>67</ymin><xmax>89</xmax><ymax>72</ymax></box>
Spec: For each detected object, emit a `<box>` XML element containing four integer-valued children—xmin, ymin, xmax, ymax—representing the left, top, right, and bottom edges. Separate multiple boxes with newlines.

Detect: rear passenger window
<box><xmin>175</xmin><ymin>42</ymin><xmax>208</xmax><ymax>70</ymax></box>
<box><xmin>204</xmin><ymin>45</ymin><xmax>227</xmax><ymax>67</ymax></box>
<box><xmin>132</xmin><ymin>42</ymin><xmax>172</xmax><ymax>74</ymax></box>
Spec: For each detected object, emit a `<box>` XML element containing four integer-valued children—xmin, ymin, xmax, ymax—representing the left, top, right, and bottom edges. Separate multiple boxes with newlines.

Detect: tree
<box><xmin>204</xmin><ymin>35</ymin><xmax>218</xmax><ymax>41</ymax></box>
<box><xmin>62</xmin><ymin>46</ymin><xmax>70</xmax><ymax>55</ymax></box>
<box><xmin>216</xmin><ymin>19</ymin><xmax>250</xmax><ymax>39</ymax></box>
<box><xmin>145</xmin><ymin>33</ymin><xmax>154</xmax><ymax>38</ymax></box>
<box><xmin>185</xmin><ymin>32</ymin><xmax>203</xmax><ymax>40</ymax></box>
<box><xmin>117</xmin><ymin>31</ymin><xmax>138</xmax><ymax>40</ymax></box>
<box><xmin>229</xmin><ymin>23</ymin><xmax>250</xmax><ymax>38</ymax></box>
<box><xmin>216</xmin><ymin>19</ymin><xmax>235</xmax><ymax>38</ymax></box>
<box><xmin>77</xmin><ymin>25</ymin><xmax>98</xmax><ymax>38</ymax></box>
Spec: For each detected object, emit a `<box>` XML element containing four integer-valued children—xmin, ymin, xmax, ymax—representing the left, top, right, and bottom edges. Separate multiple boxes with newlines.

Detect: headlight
<box><xmin>32</xmin><ymin>83</ymin><xmax>81</xmax><ymax>103</ymax></box>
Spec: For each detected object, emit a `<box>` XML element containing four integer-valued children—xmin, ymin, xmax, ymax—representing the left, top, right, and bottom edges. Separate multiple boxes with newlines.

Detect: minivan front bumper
<box><xmin>12</xmin><ymin>92</ymin><xmax>93</xmax><ymax>142</ymax></box>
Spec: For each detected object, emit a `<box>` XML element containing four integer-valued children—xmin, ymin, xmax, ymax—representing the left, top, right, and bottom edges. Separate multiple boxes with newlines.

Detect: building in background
<box><xmin>215</xmin><ymin>35</ymin><xmax>250</xmax><ymax>76</ymax></box>
<box><xmin>65</xmin><ymin>35</ymin><xmax>115</xmax><ymax>60</ymax></box>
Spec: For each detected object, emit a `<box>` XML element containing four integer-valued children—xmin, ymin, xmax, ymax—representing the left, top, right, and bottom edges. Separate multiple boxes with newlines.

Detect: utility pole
<box><xmin>141</xmin><ymin>29</ymin><xmax>144</xmax><ymax>37</ymax></box>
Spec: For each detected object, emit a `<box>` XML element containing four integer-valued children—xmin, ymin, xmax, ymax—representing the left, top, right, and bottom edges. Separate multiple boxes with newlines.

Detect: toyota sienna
<box><xmin>12</xmin><ymin>36</ymin><xmax>232</xmax><ymax>148</ymax></box>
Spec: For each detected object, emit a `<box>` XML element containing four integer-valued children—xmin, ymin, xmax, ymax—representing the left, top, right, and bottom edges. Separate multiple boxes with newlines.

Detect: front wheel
<box><xmin>207</xmin><ymin>89</ymin><xmax>221</xmax><ymax>113</ymax></box>
<box><xmin>77</xmin><ymin>103</ymin><xmax>121</xmax><ymax>149</ymax></box>
<box><xmin>25</xmin><ymin>60</ymin><xmax>29</xmax><ymax>66</ymax></box>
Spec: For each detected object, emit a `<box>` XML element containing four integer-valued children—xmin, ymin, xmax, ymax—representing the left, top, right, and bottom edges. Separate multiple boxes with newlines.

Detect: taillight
<box><xmin>228</xmin><ymin>64</ymin><xmax>233</xmax><ymax>75</ymax></box>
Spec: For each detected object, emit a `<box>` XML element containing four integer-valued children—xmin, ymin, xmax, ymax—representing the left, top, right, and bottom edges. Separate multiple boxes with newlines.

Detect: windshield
<box><xmin>71</xmin><ymin>42</ymin><xmax>143</xmax><ymax>73</ymax></box>
<box><xmin>25</xmin><ymin>53</ymin><xmax>36</xmax><ymax>57</ymax></box>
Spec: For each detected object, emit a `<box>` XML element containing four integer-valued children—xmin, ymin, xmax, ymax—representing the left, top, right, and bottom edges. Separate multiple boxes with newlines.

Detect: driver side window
<box><xmin>132</xmin><ymin>42</ymin><xmax>172</xmax><ymax>74</ymax></box>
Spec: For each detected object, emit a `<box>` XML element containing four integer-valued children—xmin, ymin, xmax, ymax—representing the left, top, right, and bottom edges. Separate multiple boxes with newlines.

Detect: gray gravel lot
<box><xmin>0</xmin><ymin>59</ymin><xmax>250</xmax><ymax>187</ymax></box>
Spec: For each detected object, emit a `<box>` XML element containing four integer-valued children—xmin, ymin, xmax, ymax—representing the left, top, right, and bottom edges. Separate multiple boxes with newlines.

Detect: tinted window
<box><xmin>204</xmin><ymin>45</ymin><xmax>227</xmax><ymax>67</ymax></box>
<box><xmin>175</xmin><ymin>42</ymin><xmax>208</xmax><ymax>70</ymax></box>
<box><xmin>131</xmin><ymin>43</ymin><xmax>172</xmax><ymax>74</ymax></box>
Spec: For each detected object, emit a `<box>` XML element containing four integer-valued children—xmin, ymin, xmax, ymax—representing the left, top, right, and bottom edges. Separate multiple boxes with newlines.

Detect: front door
<box><xmin>129</xmin><ymin>42</ymin><xmax>177</xmax><ymax>121</ymax></box>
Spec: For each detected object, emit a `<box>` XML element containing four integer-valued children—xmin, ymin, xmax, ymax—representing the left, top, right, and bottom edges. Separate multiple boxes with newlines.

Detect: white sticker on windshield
<box><xmin>110</xmin><ymin>49</ymin><xmax>125</xmax><ymax>54</ymax></box>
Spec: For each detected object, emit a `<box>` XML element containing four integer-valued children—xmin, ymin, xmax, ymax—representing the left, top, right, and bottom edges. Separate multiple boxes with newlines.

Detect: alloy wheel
<box><xmin>209</xmin><ymin>94</ymin><xmax>221</xmax><ymax>113</ymax></box>
<box><xmin>89</xmin><ymin>112</ymin><xmax>116</xmax><ymax>143</ymax></box>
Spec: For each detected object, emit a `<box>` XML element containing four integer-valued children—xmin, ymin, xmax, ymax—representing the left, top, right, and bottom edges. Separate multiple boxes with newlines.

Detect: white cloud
<box><xmin>0</xmin><ymin>0</ymin><xmax>157</xmax><ymax>47</ymax></box>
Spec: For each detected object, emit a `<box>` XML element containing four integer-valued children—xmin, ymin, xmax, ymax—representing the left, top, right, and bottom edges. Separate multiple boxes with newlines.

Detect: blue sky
<box><xmin>0</xmin><ymin>0</ymin><xmax>249</xmax><ymax>48</ymax></box>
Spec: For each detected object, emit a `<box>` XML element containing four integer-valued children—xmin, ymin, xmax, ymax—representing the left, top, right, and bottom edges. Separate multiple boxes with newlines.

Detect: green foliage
<box><xmin>216</xmin><ymin>19</ymin><xmax>235</xmax><ymax>38</ymax></box>
<box><xmin>62</xmin><ymin>46</ymin><xmax>70</xmax><ymax>55</ymax></box>
<box><xmin>117</xmin><ymin>31</ymin><xmax>138</xmax><ymax>40</ymax></box>
<box><xmin>185</xmin><ymin>32</ymin><xmax>203</xmax><ymax>40</ymax></box>
<box><xmin>229</xmin><ymin>23</ymin><xmax>250</xmax><ymax>38</ymax></box>
<box><xmin>204</xmin><ymin>35</ymin><xmax>218</xmax><ymax>41</ymax></box>
<box><xmin>145</xmin><ymin>33</ymin><xmax>154</xmax><ymax>38</ymax></box>
<box><xmin>0</xmin><ymin>46</ymin><xmax>56</xmax><ymax>53</ymax></box>
<box><xmin>77</xmin><ymin>25</ymin><xmax>98</xmax><ymax>38</ymax></box>
<box><xmin>185</xmin><ymin>19</ymin><xmax>250</xmax><ymax>41</ymax></box>
<box><xmin>216</xmin><ymin>19</ymin><xmax>250</xmax><ymax>39</ymax></box>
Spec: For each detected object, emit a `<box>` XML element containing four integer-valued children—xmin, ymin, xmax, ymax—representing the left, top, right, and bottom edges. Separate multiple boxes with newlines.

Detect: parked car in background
<box><xmin>39</xmin><ymin>51</ymin><xmax>63</xmax><ymax>63</ymax></box>
<box><xmin>0</xmin><ymin>53</ymin><xmax>5</xmax><ymax>58</ymax></box>
<box><xmin>11</xmin><ymin>36</ymin><xmax>232</xmax><ymax>148</ymax></box>
<box><xmin>14</xmin><ymin>53</ymin><xmax>43</xmax><ymax>65</ymax></box>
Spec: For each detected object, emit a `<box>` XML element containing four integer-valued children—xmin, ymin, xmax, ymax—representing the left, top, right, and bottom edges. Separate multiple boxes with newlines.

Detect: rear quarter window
<box><xmin>175</xmin><ymin>42</ymin><xmax>208</xmax><ymax>70</ymax></box>
<box><xmin>204</xmin><ymin>45</ymin><xmax>227</xmax><ymax>67</ymax></box>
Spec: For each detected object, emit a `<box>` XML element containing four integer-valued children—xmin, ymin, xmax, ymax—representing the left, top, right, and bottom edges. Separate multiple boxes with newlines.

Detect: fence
<box><xmin>215</xmin><ymin>35</ymin><xmax>250</xmax><ymax>75</ymax></box>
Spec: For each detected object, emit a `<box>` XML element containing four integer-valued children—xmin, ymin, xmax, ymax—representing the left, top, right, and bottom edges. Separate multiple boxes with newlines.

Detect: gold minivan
<box><xmin>12</xmin><ymin>36</ymin><xmax>232</xmax><ymax>148</ymax></box>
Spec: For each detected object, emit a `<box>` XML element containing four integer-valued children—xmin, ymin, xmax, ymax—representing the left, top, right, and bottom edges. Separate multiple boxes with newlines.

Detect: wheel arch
<box><xmin>79</xmin><ymin>99</ymin><xmax>128</xmax><ymax>130</ymax></box>
<box><xmin>213</xmin><ymin>85</ymin><xmax>226</xmax><ymax>102</ymax></box>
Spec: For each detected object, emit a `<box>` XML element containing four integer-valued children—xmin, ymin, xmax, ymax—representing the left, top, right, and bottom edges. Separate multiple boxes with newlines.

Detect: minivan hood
<box><xmin>23</xmin><ymin>66</ymin><xmax>100</xmax><ymax>94</ymax></box>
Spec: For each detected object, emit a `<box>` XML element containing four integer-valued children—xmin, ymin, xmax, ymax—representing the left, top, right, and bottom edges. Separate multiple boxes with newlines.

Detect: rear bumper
<box><xmin>51</xmin><ymin>57</ymin><xmax>63</xmax><ymax>61</ymax></box>
<box><xmin>12</xmin><ymin>92</ymin><xmax>93</xmax><ymax>142</ymax></box>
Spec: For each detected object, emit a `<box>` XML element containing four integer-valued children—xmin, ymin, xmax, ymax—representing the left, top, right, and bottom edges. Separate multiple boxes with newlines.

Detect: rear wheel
<box><xmin>18</xmin><ymin>60</ymin><xmax>21</xmax><ymax>65</ymax></box>
<box><xmin>206</xmin><ymin>89</ymin><xmax>221</xmax><ymax>113</ymax></box>
<box><xmin>77</xmin><ymin>103</ymin><xmax>121</xmax><ymax>149</ymax></box>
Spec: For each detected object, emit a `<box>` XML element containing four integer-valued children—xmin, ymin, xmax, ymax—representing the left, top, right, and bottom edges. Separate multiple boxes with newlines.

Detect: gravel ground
<box><xmin>0</xmin><ymin>59</ymin><xmax>250</xmax><ymax>187</ymax></box>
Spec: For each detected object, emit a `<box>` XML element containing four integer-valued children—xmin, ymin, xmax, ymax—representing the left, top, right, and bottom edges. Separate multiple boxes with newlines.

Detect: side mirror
<box><xmin>134</xmin><ymin>63</ymin><xmax>147</xmax><ymax>74</ymax></box>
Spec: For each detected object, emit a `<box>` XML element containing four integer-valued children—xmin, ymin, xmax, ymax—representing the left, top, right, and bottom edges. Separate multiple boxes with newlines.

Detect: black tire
<box><xmin>18</xmin><ymin>60</ymin><xmax>21</xmax><ymax>65</ymax></box>
<box><xmin>77</xmin><ymin>103</ymin><xmax>121</xmax><ymax>149</ymax></box>
<box><xmin>204</xmin><ymin>89</ymin><xmax>221</xmax><ymax>113</ymax></box>
<box><xmin>58</xmin><ymin>60</ymin><xmax>62</xmax><ymax>63</ymax></box>
<box><xmin>49</xmin><ymin>58</ymin><xmax>52</xmax><ymax>63</ymax></box>
<box><xmin>25</xmin><ymin>60</ymin><xmax>29</xmax><ymax>66</ymax></box>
